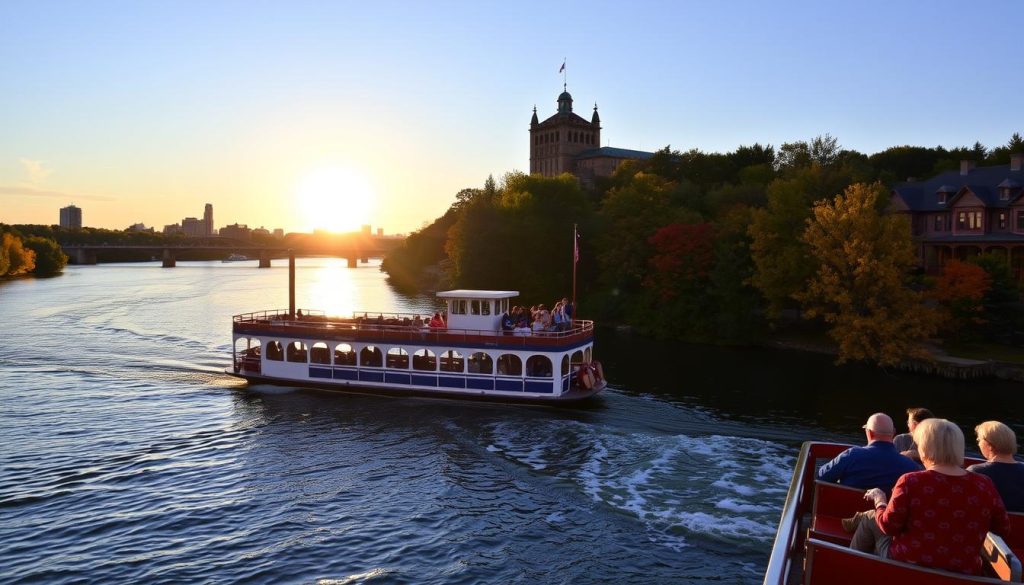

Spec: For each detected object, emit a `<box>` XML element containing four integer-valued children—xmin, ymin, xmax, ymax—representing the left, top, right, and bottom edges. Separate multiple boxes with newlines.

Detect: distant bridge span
<box><xmin>63</xmin><ymin>238</ymin><xmax>401</xmax><ymax>268</ymax></box>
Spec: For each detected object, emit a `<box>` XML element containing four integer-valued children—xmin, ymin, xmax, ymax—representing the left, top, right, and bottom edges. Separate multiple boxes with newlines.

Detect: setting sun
<box><xmin>294</xmin><ymin>167</ymin><xmax>375</xmax><ymax>233</ymax></box>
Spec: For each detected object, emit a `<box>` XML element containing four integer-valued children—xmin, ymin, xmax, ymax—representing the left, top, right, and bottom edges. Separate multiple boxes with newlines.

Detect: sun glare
<box><xmin>295</xmin><ymin>167</ymin><xmax>375</xmax><ymax>233</ymax></box>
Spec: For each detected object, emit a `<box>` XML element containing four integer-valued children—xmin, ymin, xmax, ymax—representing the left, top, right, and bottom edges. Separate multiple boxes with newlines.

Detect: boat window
<box><xmin>439</xmin><ymin>350</ymin><xmax>464</xmax><ymax>372</ymax></box>
<box><xmin>467</xmin><ymin>351</ymin><xmax>493</xmax><ymax>374</ymax></box>
<box><xmin>570</xmin><ymin>350</ymin><xmax>583</xmax><ymax>365</ymax></box>
<box><xmin>413</xmin><ymin>349</ymin><xmax>437</xmax><ymax>371</ymax></box>
<box><xmin>561</xmin><ymin>355</ymin><xmax>570</xmax><ymax>376</ymax></box>
<box><xmin>286</xmin><ymin>341</ymin><xmax>308</xmax><ymax>363</ymax></box>
<box><xmin>526</xmin><ymin>355</ymin><xmax>553</xmax><ymax>378</ymax></box>
<box><xmin>386</xmin><ymin>348</ymin><xmax>409</xmax><ymax>369</ymax></box>
<box><xmin>497</xmin><ymin>354</ymin><xmax>522</xmax><ymax>376</ymax></box>
<box><xmin>310</xmin><ymin>342</ymin><xmax>331</xmax><ymax>364</ymax></box>
<box><xmin>235</xmin><ymin>338</ymin><xmax>261</xmax><ymax>358</ymax></box>
<box><xmin>471</xmin><ymin>300</ymin><xmax>480</xmax><ymax>315</ymax></box>
<box><xmin>266</xmin><ymin>341</ymin><xmax>283</xmax><ymax>361</ymax></box>
<box><xmin>584</xmin><ymin>347</ymin><xmax>592</xmax><ymax>363</ymax></box>
<box><xmin>360</xmin><ymin>346</ymin><xmax>383</xmax><ymax>367</ymax></box>
<box><xmin>451</xmin><ymin>300</ymin><xmax>467</xmax><ymax>315</ymax></box>
<box><xmin>334</xmin><ymin>343</ymin><xmax>356</xmax><ymax>366</ymax></box>
<box><xmin>481</xmin><ymin>300</ymin><xmax>491</xmax><ymax>315</ymax></box>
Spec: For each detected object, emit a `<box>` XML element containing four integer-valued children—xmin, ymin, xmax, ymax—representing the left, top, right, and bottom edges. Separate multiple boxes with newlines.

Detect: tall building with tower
<box><xmin>529</xmin><ymin>86</ymin><xmax>654</xmax><ymax>189</ymax></box>
<box><xmin>60</xmin><ymin>204</ymin><xmax>82</xmax><ymax>229</ymax></box>
<box><xmin>203</xmin><ymin>203</ymin><xmax>214</xmax><ymax>236</ymax></box>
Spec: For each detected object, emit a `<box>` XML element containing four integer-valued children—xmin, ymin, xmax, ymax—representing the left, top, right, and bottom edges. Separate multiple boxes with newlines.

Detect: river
<box><xmin>1</xmin><ymin>259</ymin><xmax>1021</xmax><ymax>584</ymax></box>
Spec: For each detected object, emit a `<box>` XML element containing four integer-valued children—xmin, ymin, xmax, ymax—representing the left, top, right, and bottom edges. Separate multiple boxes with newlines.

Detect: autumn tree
<box><xmin>932</xmin><ymin>259</ymin><xmax>991</xmax><ymax>339</ymax></box>
<box><xmin>1</xmin><ymin>232</ymin><xmax>36</xmax><ymax>276</ymax></box>
<box><xmin>797</xmin><ymin>182</ymin><xmax>936</xmax><ymax>366</ymax></box>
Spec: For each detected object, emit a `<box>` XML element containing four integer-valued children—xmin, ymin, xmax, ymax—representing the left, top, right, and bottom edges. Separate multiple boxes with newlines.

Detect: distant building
<box><xmin>163</xmin><ymin>223</ymin><xmax>183</xmax><ymax>235</ymax></box>
<box><xmin>203</xmin><ymin>203</ymin><xmax>214</xmax><ymax>236</ymax></box>
<box><xmin>220</xmin><ymin>223</ymin><xmax>251</xmax><ymax>239</ymax></box>
<box><xmin>60</xmin><ymin>204</ymin><xmax>82</xmax><ymax>229</ymax></box>
<box><xmin>890</xmin><ymin>154</ymin><xmax>1024</xmax><ymax>275</ymax></box>
<box><xmin>272</xmin><ymin>228</ymin><xmax>284</xmax><ymax>238</ymax></box>
<box><xmin>126</xmin><ymin>222</ymin><xmax>154</xmax><ymax>233</ymax></box>
<box><xmin>361</xmin><ymin>224</ymin><xmax>371</xmax><ymax>236</ymax></box>
<box><xmin>376</xmin><ymin>228</ymin><xmax>383</xmax><ymax>237</ymax></box>
<box><xmin>252</xmin><ymin>226</ymin><xmax>270</xmax><ymax>237</ymax></box>
<box><xmin>529</xmin><ymin>86</ymin><xmax>653</xmax><ymax>189</ymax></box>
<box><xmin>182</xmin><ymin>217</ymin><xmax>206</xmax><ymax>237</ymax></box>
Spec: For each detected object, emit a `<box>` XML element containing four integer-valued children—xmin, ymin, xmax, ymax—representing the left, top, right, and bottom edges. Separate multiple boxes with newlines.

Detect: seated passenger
<box><xmin>428</xmin><ymin>312</ymin><xmax>446</xmax><ymax>328</ymax></box>
<box><xmin>500</xmin><ymin>310</ymin><xmax>514</xmax><ymax>332</ymax></box>
<box><xmin>892</xmin><ymin>407</ymin><xmax>933</xmax><ymax>461</ymax></box>
<box><xmin>817</xmin><ymin>413</ymin><xmax>921</xmax><ymax>494</ymax></box>
<box><xmin>412</xmin><ymin>315</ymin><xmax>424</xmax><ymax>328</ymax></box>
<box><xmin>849</xmin><ymin>418</ymin><xmax>1010</xmax><ymax>576</ymax></box>
<box><xmin>531</xmin><ymin>313</ymin><xmax>545</xmax><ymax>332</ymax></box>
<box><xmin>968</xmin><ymin>420</ymin><xmax>1024</xmax><ymax>513</ymax></box>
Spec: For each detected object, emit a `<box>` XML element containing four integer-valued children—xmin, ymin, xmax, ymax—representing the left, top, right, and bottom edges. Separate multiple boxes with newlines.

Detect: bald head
<box><xmin>863</xmin><ymin>413</ymin><xmax>896</xmax><ymax>442</ymax></box>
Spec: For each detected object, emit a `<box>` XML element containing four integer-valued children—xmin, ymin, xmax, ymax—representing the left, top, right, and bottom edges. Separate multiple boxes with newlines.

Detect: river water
<box><xmin>1</xmin><ymin>259</ymin><xmax>1021</xmax><ymax>584</ymax></box>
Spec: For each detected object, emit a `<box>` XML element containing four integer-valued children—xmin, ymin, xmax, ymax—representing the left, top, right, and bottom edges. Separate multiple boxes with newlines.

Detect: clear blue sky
<box><xmin>2</xmin><ymin>0</ymin><xmax>1021</xmax><ymax>233</ymax></box>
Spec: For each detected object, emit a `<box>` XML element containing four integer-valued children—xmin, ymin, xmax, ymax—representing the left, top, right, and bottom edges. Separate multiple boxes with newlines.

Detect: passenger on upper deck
<box><xmin>817</xmin><ymin>413</ymin><xmax>921</xmax><ymax>494</ymax></box>
<box><xmin>849</xmin><ymin>419</ymin><xmax>1010</xmax><ymax>576</ymax></box>
<box><xmin>892</xmin><ymin>407</ymin><xmax>933</xmax><ymax>462</ymax></box>
<box><xmin>429</xmin><ymin>313</ymin><xmax>446</xmax><ymax>328</ymax></box>
<box><xmin>500</xmin><ymin>310</ymin><xmax>514</xmax><ymax>332</ymax></box>
<box><xmin>968</xmin><ymin>420</ymin><xmax>1024</xmax><ymax>513</ymax></box>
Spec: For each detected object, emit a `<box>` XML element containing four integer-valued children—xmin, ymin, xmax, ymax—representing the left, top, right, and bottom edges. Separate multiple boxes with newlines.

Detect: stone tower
<box><xmin>203</xmin><ymin>203</ymin><xmax>214</xmax><ymax>236</ymax></box>
<box><xmin>529</xmin><ymin>87</ymin><xmax>601</xmax><ymax>177</ymax></box>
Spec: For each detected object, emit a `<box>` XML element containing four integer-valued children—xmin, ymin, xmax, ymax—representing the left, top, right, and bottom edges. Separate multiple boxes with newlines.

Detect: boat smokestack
<box><xmin>289</xmin><ymin>250</ymin><xmax>295</xmax><ymax>317</ymax></box>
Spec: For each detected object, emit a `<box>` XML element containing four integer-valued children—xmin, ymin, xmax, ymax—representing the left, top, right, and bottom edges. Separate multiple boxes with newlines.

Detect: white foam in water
<box><xmin>486</xmin><ymin>421</ymin><xmax>794</xmax><ymax>551</ymax></box>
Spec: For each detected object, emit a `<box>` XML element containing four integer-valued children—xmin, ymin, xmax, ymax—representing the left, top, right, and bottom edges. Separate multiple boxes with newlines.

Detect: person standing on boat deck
<box><xmin>429</xmin><ymin>312</ymin><xmax>445</xmax><ymax>328</ymax></box>
<box><xmin>849</xmin><ymin>419</ymin><xmax>1010</xmax><ymax>576</ymax></box>
<box><xmin>500</xmin><ymin>310</ymin><xmax>514</xmax><ymax>333</ymax></box>
<box><xmin>968</xmin><ymin>420</ymin><xmax>1024</xmax><ymax>512</ymax></box>
<box><xmin>892</xmin><ymin>407</ymin><xmax>933</xmax><ymax>462</ymax></box>
<box><xmin>817</xmin><ymin>413</ymin><xmax>921</xmax><ymax>494</ymax></box>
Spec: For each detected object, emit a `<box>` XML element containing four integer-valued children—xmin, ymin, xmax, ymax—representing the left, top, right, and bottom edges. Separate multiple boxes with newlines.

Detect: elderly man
<box><xmin>817</xmin><ymin>413</ymin><xmax>921</xmax><ymax>494</ymax></box>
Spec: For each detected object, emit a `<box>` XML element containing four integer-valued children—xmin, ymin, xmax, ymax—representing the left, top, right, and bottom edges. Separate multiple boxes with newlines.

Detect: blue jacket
<box><xmin>817</xmin><ymin>441</ymin><xmax>922</xmax><ymax>494</ymax></box>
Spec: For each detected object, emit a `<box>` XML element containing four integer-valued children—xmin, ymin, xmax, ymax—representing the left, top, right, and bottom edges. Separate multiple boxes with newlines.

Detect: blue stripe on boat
<box><xmin>360</xmin><ymin>370</ymin><xmax>384</xmax><ymax>383</ymax></box>
<box><xmin>439</xmin><ymin>376</ymin><xmax>465</xmax><ymax>388</ymax></box>
<box><xmin>385</xmin><ymin>373</ymin><xmax>411</xmax><ymax>385</ymax></box>
<box><xmin>466</xmin><ymin>377</ymin><xmax>493</xmax><ymax>390</ymax></box>
<box><xmin>411</xmin><ymin>374</ymin><xmax>438</xmax><ymax>387</ymax></box>
<box><xmin>495</xmin><ymin>379</ymin><xmax>523</xmax><ymax>392</ymax></box>
<box><xmin>525</xmin><ymin>380</ymin><xmax>554</xmax><ymax>393</ymax></box>
<box><xmin>309</xmin><ymin>367</ymin><xmax>333</xmax><ymax>379</ymax></box>
<box><xmin>333</xmin><ymin>368</ymin><xmax>358</xmax><ymax>381</ymax></box>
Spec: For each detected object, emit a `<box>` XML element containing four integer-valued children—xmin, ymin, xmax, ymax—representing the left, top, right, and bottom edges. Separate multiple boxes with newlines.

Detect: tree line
<box><xmin>382</xmin><ymin>132</ymin><xmax>1024</xmax><ymax>365</ymax></box>
<box><xmin>0</xmin><ymin>225</ymin><xmax>68</xmax><ymax>277</ymax></box>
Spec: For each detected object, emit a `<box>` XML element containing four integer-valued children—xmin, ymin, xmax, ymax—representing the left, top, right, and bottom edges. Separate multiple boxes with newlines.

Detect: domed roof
<box><xmin>558</xmin><ymin>90</ymin><xmax>572</xmax><ymax>101</ymax></box>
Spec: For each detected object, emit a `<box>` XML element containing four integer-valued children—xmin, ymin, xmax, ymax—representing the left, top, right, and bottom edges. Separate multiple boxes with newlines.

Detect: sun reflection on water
<box><xmin>303</xmin><ymin>258</ymin><xmax>359</xmax><ymax>317</ymax></box>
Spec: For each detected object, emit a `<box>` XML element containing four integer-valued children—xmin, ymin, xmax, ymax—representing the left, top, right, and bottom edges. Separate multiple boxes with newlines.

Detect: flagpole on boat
<box><xmin>288</xmin><ymin>249</ymin><xmax>295</xmax><ymax>317</ymax></box>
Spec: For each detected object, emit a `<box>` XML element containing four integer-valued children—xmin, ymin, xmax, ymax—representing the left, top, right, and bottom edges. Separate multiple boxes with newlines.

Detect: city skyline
<box><xmin>2</xmin><ymin>0</ymin><xmax>1022</xmax><ymax>233</ymax></box>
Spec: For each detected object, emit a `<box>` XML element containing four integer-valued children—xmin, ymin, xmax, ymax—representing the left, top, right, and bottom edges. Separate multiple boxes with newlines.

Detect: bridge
<box><xmin>63</xmin><ymin>236</ymin><xmax>402</xmax><ymax>268</ymax></box>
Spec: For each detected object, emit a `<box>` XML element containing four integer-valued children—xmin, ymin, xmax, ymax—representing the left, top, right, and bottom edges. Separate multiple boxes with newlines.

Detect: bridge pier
<box><xmin>74</xmin><ymin>248</ymin><xmax>97</xmax><ymax>265</ymax></box>
<box><xmin>346</xmin><ymin>256</ymin><xmax>357</xmax><ymax>268</ymax></box>
<box><xmin>162</xmin><ymin>248</ymin><xmax>176</xmax><ymax>268</ymax></box>
<box><xmin>258</xmin><ymin>251</ymin><xmax>272</xmax><ymax>268</ymax></box>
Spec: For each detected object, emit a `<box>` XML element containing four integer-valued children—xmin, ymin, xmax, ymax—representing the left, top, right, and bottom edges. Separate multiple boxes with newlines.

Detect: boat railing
<box><xmin>232</xmin><ymin>309</ymin><xmax>596</xmax><ymax>345</ymax></box>
<box><xmin>763</xmin><ymin>441</ymin><xmax>851</xmax><ymax>585</ymax></box>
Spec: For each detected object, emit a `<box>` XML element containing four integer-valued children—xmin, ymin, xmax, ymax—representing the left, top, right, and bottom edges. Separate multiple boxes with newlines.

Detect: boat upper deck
<box><xmin>233</xmin><ymin>309</ymin><xmax>597</xmax><ymax>350</ymax></box>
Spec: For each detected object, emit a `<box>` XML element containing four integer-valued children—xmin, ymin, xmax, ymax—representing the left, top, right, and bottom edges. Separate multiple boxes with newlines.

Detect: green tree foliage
<box><xmin>967</xmin><ymin>252</ymin><xmax>1024</xmax><ymax>339</ymax></box>
<box><xmin>23</xmin><ymin>236</ymin><xmax>69</xmax><ymax>276</ymax></box>
<box><xmin>797</xmin><ymin>182</ymin><xmax>936</xmax><ymax>365</ymax></box>
<box><xmin>445</xmin><ymin>172</ymin><xmax>590</xmax><ymax>302</ymax></box>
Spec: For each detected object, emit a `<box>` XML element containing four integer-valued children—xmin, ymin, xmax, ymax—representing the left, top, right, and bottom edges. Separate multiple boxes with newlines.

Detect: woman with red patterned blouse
<box><xmin>850</xmin><ymin>418</ymin><xmax>1011</xmax><ymax>576</ymax></box>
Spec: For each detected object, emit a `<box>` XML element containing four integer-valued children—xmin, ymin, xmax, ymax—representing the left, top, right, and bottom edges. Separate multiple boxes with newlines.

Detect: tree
<box><xmin>644</xmin><ymin>222</ymin><xmax>715</xmax><ymax>302</ymax></box>
<box><xmin>23</xmin><ymin>236</ymin><xmax>69</xmax><ymax>276</ymax></box>
<box><xmin>797</xmin><ymin>182</ymin><xmax>936</xmax><ymax>366</ymax></box>
<box><xmin>1</xmin><ymin>232</ymin><xmax>36</xmax><ymax>276</ymax></box>
<box><xmin>932</xmin><ymin>259</ymin><xmax>991</xmax><ymax>338</ymax></box>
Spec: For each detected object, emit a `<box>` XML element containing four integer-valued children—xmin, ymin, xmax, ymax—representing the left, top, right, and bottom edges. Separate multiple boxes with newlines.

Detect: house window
<box><xmin>999</xmin><ymin>212</ymin><xmax>1007</xmax><ymax>230</ymax></box>
<box><xmin>967</xmin><ymin>211</ymin><xmax>982</xmax><ymax>230</ymax></box>
<box><xmin>957</xmin><ymin>211</ymin><xmax>966</xmax><ymax>229</ymax></box>
<box><xmin>1017</xmin><ymin>211</ymin><xmax>1024</xmax><ymax>231</ymax></box>
<box><xmin>938</xmin><ymin>193</ymin><xmax>947</xmax><ymax>205</ymax></box>
<box><xmin>1001</xmin><ymin>188</ymin><xmax>1010</xmax><ymax>201</ymax></box>
<box><xmin>933</xmin><ymin>215</ymin><xmax>943</xmax><ymax>231</ymax></box>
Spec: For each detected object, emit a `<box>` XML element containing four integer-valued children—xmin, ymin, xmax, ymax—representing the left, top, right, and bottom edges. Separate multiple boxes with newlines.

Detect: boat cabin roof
<box><xmin>436</xmin><ymin>289</ymin><xmax>519</xmax><ymax>300</ymax></box>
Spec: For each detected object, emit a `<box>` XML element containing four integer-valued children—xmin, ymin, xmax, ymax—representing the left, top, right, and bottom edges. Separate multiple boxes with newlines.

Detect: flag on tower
<box><xmin>559</xmin><ymin>60</ymin><xmax>566</xmax><ymax>73</ymax></box>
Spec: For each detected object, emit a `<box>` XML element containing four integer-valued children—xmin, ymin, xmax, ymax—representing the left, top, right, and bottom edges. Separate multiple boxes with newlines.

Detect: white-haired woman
<box><xmin>968</xmin><ymin>420</ymin><xmax>1024</xmax><ymax>513</ymax></box>
<box><xmin>850</xmin><ymin>418</ymin><xmax>1009</xmax><ymax>576</ymax></box>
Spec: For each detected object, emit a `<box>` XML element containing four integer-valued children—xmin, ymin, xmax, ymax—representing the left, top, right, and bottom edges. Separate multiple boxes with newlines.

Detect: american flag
<box><xmin>559</xmin><ymin>60</ymin><xmax>566</xmax><ymax>73</ymax></box>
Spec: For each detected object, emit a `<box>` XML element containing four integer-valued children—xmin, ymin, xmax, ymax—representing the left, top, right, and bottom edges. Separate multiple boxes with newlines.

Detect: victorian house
<box><xmin>890</xmin><ymin>154</ymin><xmax>1024</xmax><ymax>275</ymax></box>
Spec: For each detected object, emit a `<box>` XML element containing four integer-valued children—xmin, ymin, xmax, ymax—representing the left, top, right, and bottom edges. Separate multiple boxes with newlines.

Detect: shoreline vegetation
<box><xmin>381</xmin><ymin>134</ymin><xmax>1024</xmax><ymax>381</ymax></box>
<box><xmin>0</xmin><ymin>225</ymin><xmax>67</xmax><ymax>277</ymax></box>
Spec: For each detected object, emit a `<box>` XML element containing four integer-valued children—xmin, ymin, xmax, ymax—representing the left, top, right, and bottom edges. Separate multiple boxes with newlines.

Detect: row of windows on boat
<box><xmin>243</xmin><ymin>340</ymin><xmax>592</xmax><ymax>377</ymax></box>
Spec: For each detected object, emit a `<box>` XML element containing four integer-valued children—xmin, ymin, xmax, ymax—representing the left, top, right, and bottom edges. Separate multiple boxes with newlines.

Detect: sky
<box><xmin>1</xmin><ymin>0</ymin><xmax>1022</xmax><ymax>234</ymax></box>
